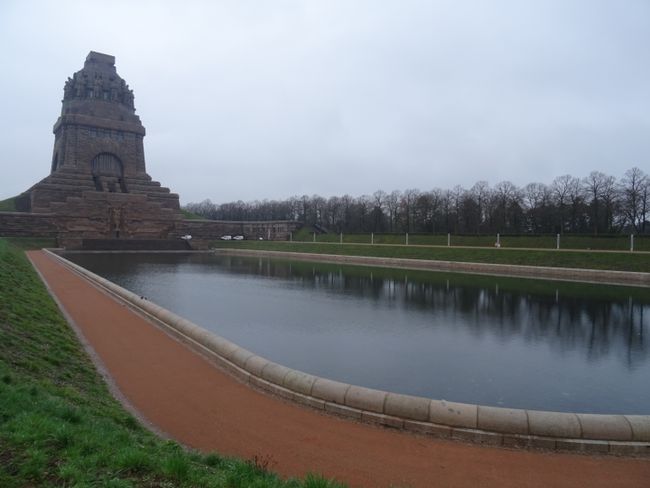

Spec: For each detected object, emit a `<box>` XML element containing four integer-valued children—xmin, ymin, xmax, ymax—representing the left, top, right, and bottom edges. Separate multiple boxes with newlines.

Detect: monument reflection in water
<box><xmin>66</xmin><ymin>252</ymin><xmax>649</xmax><ymax>415</ymax></box>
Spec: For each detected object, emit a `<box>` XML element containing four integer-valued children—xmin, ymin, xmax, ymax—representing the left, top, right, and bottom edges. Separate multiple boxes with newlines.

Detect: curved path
<box><xmin>28</xmin><ymin>250</ymin><xmax>650</xmax><ymax>488</ymax></box>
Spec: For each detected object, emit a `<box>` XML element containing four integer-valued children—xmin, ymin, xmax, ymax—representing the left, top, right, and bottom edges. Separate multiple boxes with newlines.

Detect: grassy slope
<box><xmin>212</xmin><ymin>241</ymin><xmax>650</xmax><ymax>273</ymax></box>
<box><xmin>180</xmin><ymin>208</ymin><xmax>204</xmax><ymax>220</ymax></box>
<box><xmin>0</xmin><ymin>238</ymin><xmax>343</xmax><ymax>488</ymax></box>
<box><xmin>0</xmin><ymin>197</ymin><xmax>17</xmax><ymax>212</ymax></box>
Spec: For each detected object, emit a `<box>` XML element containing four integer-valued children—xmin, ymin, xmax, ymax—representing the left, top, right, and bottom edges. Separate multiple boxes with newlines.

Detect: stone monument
<box><xmin>14</xmin><ymin>51</ymin><xmax>183</xmax><ymax>246</ymax></box>
<box><xmin>0</xmin><ymin>51</ymin><xmax>299</xmax><ymax>248</ymax></box>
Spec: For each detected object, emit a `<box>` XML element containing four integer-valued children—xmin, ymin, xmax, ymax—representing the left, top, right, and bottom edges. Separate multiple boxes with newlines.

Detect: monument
<box><xmin>1</xmin><ymin>51</ymin><xmax>298</xmax><ymax>248</ymax></box>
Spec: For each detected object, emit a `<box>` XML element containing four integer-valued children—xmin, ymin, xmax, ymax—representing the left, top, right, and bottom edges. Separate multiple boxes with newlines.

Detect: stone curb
<box><xmin>214</xmin><ymin>248</ymin><xmax>650</xmax><ymax>287</ymax></box>
<box><xmin>44</xmin><ymin>250</ymin><xmax>650</xmax><ymax>456</ymax></box>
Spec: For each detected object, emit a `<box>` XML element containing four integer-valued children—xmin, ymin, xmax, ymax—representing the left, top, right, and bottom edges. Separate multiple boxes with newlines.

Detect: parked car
<box><xmin>233</xmin><ymin>235</ymin><xmax>244</xmax><ymax>240</ymax></box>
<box><xmin>220</xmin><ymin>235</ymin><xmax>232</xmax><ymax>240</ymax></box>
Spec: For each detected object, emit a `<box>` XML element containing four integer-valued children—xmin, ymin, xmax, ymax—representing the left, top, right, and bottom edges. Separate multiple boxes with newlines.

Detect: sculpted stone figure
<box><xmin>123</xmin><ymin>86</ymin><xmax>134</xmax><ymax>108</ymax></box>
<box><xmin>94</xmin><ymin>76</ymin><xmax>103</xmax><ymax>95</ymax></box>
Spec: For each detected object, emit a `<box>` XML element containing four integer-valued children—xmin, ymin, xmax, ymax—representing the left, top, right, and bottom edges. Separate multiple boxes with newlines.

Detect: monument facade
<box><xmin>1</xmin><ymin>51</ymin><xmax>298</xmax><ymax>248</ymax></box>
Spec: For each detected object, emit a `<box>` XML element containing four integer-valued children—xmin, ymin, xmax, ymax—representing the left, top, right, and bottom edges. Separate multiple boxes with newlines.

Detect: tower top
<box><xmin>85</xmin><ymin>51</ymin><xmax>116</xmax><ymax>69</ymax></box>
<box><xmin>61</xmin><ymin>51</ymin><xmax>136</xmax><ymax>113</ymax></box>
<box><xmin>52</xmin><ymin>50</ymin><xmax>146</xmax><ymax>177</ymax></box>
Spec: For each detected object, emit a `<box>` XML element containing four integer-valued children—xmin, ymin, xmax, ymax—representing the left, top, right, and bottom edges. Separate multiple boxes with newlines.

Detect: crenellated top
<box><xmin>62</xmin><ymin>51</ymin><xmax>136</xmax><ymax>113</ymax></box>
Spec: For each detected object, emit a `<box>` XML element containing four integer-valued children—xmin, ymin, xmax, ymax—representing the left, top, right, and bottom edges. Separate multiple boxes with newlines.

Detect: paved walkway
<box><xmin>28</xmin><ymin>250</ymin><xmax>650</xmax><ymax>488</ymax></box>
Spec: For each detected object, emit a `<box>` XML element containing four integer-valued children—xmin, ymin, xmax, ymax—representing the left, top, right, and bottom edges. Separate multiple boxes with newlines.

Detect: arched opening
<box><xmin>91</xmin><ymin>153</ymin><xmax>127</xmax><ymax>192</ymax></box>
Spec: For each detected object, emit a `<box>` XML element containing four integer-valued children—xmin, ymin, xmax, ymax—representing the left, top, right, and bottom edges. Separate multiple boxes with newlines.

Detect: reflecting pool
<box><xmin>65</xmin><ymin>252</ymin><xmax>650</xmax><ymax>414</ymax></box>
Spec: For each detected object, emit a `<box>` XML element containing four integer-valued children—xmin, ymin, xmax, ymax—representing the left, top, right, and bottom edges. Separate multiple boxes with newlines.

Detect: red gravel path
<box><xmin>28</xmin><ymin>250</ymin><xmax>650</xmax><ymax>488</ymax></box>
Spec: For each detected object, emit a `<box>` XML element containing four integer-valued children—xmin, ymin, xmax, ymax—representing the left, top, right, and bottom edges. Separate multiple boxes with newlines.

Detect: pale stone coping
<box><xmin>213</xmin><ymin>248</ymin><xmax>650</xmax><ymax>287</ymax></box>
<box><xmin>44</xmin><ymin>249</ymin><xmax>650</xmax><ymax>455</ymax></box>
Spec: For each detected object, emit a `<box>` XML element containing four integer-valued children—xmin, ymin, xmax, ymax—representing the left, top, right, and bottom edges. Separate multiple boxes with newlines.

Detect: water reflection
<box><xmin>65</xmin><ymin>252</ymin><xmax>650</xmax><ymax>414</ymax></box>
<box><xmin>212</xmin><ymin>256</ymin><xmax>648</xmax><ymax>370</ymax></box>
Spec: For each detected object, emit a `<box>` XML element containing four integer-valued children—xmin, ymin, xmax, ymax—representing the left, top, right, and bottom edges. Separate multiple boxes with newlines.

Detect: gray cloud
<box><xmin>1</xmin><ymin>0</ymin><xmax>648</xmax><ymax>204</ymax></box>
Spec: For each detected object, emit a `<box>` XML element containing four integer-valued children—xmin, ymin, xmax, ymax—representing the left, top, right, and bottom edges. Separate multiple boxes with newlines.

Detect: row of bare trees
<box><xmin>184</xmin><ymin>168</ymin><xmax>649</xmax><ymax>234</ymax></box>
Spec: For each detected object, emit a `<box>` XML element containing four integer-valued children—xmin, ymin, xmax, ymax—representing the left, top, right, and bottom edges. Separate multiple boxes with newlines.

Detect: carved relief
<box><xmin>62</xmin><ymin>69</ymin><xmax>135</xmax><ymax>108</ymax></box>
<box><xmin>108</xmin><ymin>206</ymin><xmax>127</xmax><ymax>238</ymax></box>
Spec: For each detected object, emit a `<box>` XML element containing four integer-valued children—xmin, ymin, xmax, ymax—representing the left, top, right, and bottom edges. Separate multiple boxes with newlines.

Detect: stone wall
<box><xmin>0</xmin><ymin>212</ymin><xmax>59</xmax><ymax>238</ymax></box>
<box><xmin>172</xmin><ymin>219</ymin><xmax>301</xmax><ymax>249</ymax></box>
<box><xmin>0</xmin><ymin>209</ymin><xmax>299</xmax><ymax>248</ymax></box>
<box><xmin>176</xmin><ymin>219</ymin><xmax>300</xmax><ymax>243</ymax></box>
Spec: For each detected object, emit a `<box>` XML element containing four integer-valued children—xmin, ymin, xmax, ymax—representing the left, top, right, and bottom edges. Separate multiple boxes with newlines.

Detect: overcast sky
<box><xmin>1</xmin><ymin>0</ymin><xmax>648</xmax><ymax>204</ymax></box>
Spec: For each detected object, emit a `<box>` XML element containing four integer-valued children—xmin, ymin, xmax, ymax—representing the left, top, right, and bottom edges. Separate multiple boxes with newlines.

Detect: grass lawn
<box><xmin>180</xmin><ymin>208</ymin><xmax>204</xmax><ymax>220</ymax></box>
<box><xmin>290</xmin><ymin>230</ymin><xmax>649</xmax><ymax>252</ymax></box>
<box><xmin>212</xmin><ymin>240</ymin><xmax>650</xmax><ymax>273</ymax></box>
<box><xmin>0</xmin><ymin>238</ymin><xmax>343</xmax><ymax>487</ymax></box>
<box><xmin>0</xmin><ymin>197</ymin><xmax>17</xmax><ymax>212</ymax></box>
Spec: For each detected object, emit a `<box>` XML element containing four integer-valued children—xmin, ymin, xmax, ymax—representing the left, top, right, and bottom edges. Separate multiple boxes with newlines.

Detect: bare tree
<box><xmin>620</xmin><ymin>167</ymin><xmax>648</xmax><ymax>233</ymax></box>
<box><xmin>551</xmin><ymin>175</ymin><xmax>574</xmax><ymax>233</ymax></box>
<box><xmin>470</xmin><ymin>181</ymin><xmax>490</xmax><ymax>233</ymax></box>
<box><xmin>523</xmin><ymin>183</ymin><xmax>551</xmax><ymax>233</ymax></box>
<box><xmin>566</xmin><ymin>176</ymin><xmax>586</xmax><ymax>232</ymax></box>
<box><xmin>492</xmin><ymin>181</ymin><xmax>522</xmax><ymax>232</ymax></box>
<box><xmin>325</xmin><ymin>196</ymin><xmax>343</xmax><ymax>231</ymax></box>
<box><xmin>371</xmin><ymin>190</ymin><xmax>387</xmax><ymax>232</ymax></box>
<box><xmin>583</xmin><ymin>171</ymin><xmax>615</xmax><ymax>234</ymax></box>
<box><xmin>385</xmin><ymin>190</ymin><xmax>401</xmax><ymax>232</ymax></box>
<box><xmin>401</xmin><ymin>188</ymin><xmax>420</xmax><ymax>233</ymax></box>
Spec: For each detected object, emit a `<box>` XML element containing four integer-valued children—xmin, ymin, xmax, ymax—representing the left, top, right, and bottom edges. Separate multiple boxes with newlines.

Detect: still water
<box><xmin>65</xmin><ymin>252</ymin><xmax>650</xmax><ymax>414</ymax></box>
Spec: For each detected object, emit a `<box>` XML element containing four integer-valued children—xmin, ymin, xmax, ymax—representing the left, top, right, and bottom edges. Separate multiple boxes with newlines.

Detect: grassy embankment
<box><xmin>180</xmin><ymin>208</ymin><xmax>204</xmax><ymax>220</ymax></box>
<box><xmin>212</xmin><ymin>240</ymin><xmax>650</xmax><ymax>273</ymax></box>
<box><xmin>0</xmin><ymin>238</ymin><xmax>343</xmax><ymax>488</ymax></box>
<box><xmin>0</xmin><ymin>197</ymin><xmax>17</xmax><ymax>212</ymax></box>
<box><xmin>289</xmin><ymin>228</ymin><xmax>649</xmax><ymax>251</ymax></box>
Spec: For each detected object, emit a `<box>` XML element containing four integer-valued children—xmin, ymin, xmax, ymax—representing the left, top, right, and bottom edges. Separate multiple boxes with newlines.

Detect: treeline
<box><xmin>184</xmin><ymin>167</ymin><xmax>649</xmax><ymax>235</ymax></box>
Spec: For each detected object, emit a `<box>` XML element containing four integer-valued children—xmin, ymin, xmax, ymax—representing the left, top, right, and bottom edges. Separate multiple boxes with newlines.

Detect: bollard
<box><xmin>406</xmin><ymin>233</ymin><xmax>409</xmax><ymax>246</ymax></box>
<box><xmin>340</xmin><ymin>232</ymin><xmax>343</xmax><ymax>244</ymax></box>
<box><xmin>371</xmin><ymin>232</ymin><xmax>374</xmax><ymax>245</ymax></box>
<box><xmin>447</xmin><ymin>233</ymin><xmax>451</xmax><ymax>247</ymax></box>
<box><xmin>556</xmin><ymin>233</ymin><xmax>560</xmax><ymax>250</ymax></box>
<box><xmin>631</xmin><ymin>234</ymin><xmax>634</xmax><ymax>252</ymax></box>
<box><xmin>496</xmin><ymin>233</ymin><xmax>500</xmax><ymax>247</ymax></box>
<box><xmin>313</xmin><ymin>232</ymin><xmax>316</xmax><ymax>243</ymax></box>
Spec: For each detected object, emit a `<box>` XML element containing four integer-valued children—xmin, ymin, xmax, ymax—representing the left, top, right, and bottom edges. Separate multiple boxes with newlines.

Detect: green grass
<box><xmin>291</xmin><ymin>231</ymin><xmax>648</xmax><ymax>251</ymax></box>
<box><xmin>4</xmin><ymin>237</ymin><xmax>57</xmax><ymax>250</ymax></box>
<box><xmin>0</xmin><ymin>238</ymin><xmax>345</xmax><ymax>488</ymax></box>
<box><xmin>212</xmin><ymin>240</ymin><xmax>650</xmax><ymax>273</ymax></box>
<box><xmin>0</xmin><ymin>196</ymin><xmax>17</xmax><ymax>212</ymax></box>
<box><xmin>180</xmin><ymin>208</ymin><xmax>204</xmax><ymax>220</ymax></box>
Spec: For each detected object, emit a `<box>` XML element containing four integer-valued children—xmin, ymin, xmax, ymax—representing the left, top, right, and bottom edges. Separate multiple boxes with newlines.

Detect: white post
<box><xmin>340</xmin><ymin>232</ymin><xmax>343</xmax><ymax>244</ymax></box>
<box><xmin>496</xmin><ymin>233</ymin><xmax>500</xmax><ymax>246</ymax></box>
<box><xmin>290</xmin><ymin>232</ymin><xmax>292</xmax><ymax>242</ymax></box>
<box><xmin>313</xmin><ymin>232</ymin><xmax>316</xmax><ymax>243</ymax></box>
<box><xmin>406</xmin><ymin>233</ymin><xmax>409</xmax><ymax>245</ymax></box>
<box><xmin>631</xmin><ymin>234</ymin><xmax>634</xmax><ymax>252</ymax></box>
<box><xmin>447</xmin><ymin>233</ymin><xmax>451</xmax><ymax>247</ymax></box>
<box><xmin>371</xmin><ymin>232</ymin><xmax>374</xmax><ymax>245</ymax></box>
<box><xmin>556</xmin><ymin>233</ymin><xmax>560</xmax><ymax>250</ymax></box>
